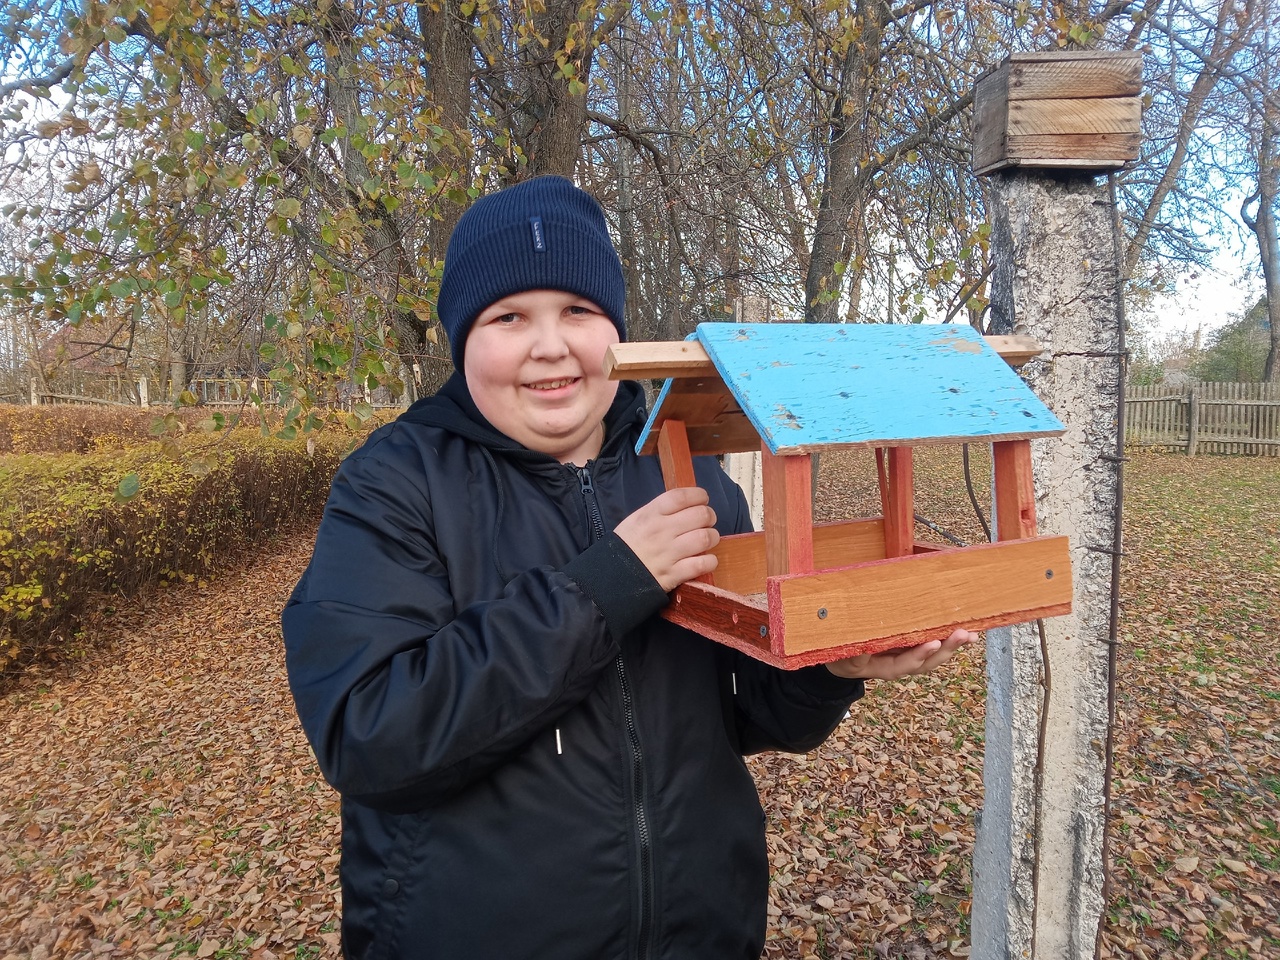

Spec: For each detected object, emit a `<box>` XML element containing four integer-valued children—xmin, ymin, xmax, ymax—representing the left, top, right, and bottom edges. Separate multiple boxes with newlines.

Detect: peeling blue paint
<box><xmin>636</xmin><ymin>323</ymin><xmax>1065</xmax><ymax>455</ymax></box>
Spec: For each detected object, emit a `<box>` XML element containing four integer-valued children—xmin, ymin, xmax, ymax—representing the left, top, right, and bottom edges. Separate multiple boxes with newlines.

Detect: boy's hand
<box><xmin>824</xmin><ymin>628</ymin><xmax>976</xmax><ymax>680</ymax></box>
<box><xmin>615</xmin><ymin>487</ymin><xmax>720</xmax><ymax>592</ymax></box>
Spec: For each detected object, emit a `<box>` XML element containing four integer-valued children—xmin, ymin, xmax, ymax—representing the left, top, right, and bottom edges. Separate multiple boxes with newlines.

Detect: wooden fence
<box><xmin>1125</xmin><ymin>382</ymin><xmax>1280</xmax><ymax>456</ymax></box>
<box><xmin>28</xmin><ymin>376</ymin><xmax>407</xmax><ymax>411</ymax></box>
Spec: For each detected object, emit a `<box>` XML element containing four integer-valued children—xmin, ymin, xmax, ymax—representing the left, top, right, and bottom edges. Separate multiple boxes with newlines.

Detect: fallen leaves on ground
<box><xmin>1</xmin><ymin>449</ymin><xmax>1276</xmax><ymax>960</ymax></box>
<box><xmin>0</xmin><ymin>530</ymin><xmax>339</xmax><ymax>960</ymax></box>
<box><xmin>1101</xmin><ymin>450</ymin><xmax>1280</xmax><ymax>960</ymax></box>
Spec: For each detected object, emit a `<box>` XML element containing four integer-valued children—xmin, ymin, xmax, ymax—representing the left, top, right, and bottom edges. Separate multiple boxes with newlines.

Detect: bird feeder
<box><xmin>604</xmin><ymin>323</ymin><xmax>1073</xmax><ymax>669</ymax></box>
<box><xmin>972</xmin><ymin>50</ymin><xmax>1142</xmax><ymax>176</ymax></box>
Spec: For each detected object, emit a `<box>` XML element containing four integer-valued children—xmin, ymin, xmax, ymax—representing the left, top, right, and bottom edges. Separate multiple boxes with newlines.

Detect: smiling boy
<box><xmin>283</xmin><ymin>175</ymin><xmax>971</xmax><ymax>959</ymax></box>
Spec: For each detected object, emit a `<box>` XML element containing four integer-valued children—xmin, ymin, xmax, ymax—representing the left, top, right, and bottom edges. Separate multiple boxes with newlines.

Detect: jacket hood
<box><xmin>400</xmin><ymin>371</ymin><xmax>649</xmax><ymax>462</ymax></box>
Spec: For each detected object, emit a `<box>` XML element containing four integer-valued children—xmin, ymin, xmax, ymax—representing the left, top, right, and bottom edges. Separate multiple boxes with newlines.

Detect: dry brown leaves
<box><xmin>1</xmin><ymin>527</ymin><xmax>340</xmax><ymax>960</ymax></box>
<box><xmin>1101</xmin><ymin>450</ymin><xmax>1280</xmax><ymax>960</ymax></box>
<box><xmin>2</xmin><ymin>448</ymin><xmax>1276</xmax><ymax>960</ymax></box>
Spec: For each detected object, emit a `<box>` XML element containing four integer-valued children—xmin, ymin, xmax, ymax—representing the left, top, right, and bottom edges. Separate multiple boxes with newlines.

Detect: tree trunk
<box><xmin>417</xmin><ymin>0</ymin><xmax>476</xmax><ymax>254</ymax></box>
<box><xmin>1242</xmin><ymin>61</ymin><xmax>1279</xmax><ymax>381</ymax></box>
<box><xmin>513</xmin><ymin>0</ymin><xmax>608</xmax><ymax>178</ymax></box>
<box><xmin>615</xmin><ymin>15</ymin><xmax>643</xmax><ymax>339</ymax></box>
<box><xmin>318</xmin><ymin>2</ymin><xmax>427</xmax><ymax>361</ymax></box>
<box><xmin>804</xmin><ymin>0</ymin><xmax>885</xmax><ymax>323</ymax></box>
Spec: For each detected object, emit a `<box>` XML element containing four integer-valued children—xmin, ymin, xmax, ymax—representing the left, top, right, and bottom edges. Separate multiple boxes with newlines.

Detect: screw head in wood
<box><xmin>1045</xmin><ymin>569</ymin><xmax>1054</xmax><ymax>579</ymax></box>
<box><xmin>817</xmin><ymin>608</ymin><xmax>828</xmax><ymax>619</ymax></box>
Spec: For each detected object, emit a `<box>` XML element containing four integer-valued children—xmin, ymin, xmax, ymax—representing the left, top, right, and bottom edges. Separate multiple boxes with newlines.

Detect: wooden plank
<box><xmin>662</xmin><ymin>581</ymin><xmax>772</xmax><ymax>656</ymax></box>
<box><xmin>761</xmin><ymin>446</ymin><xmax>814</xmax><ymax>577</ymax></box>
<box><xmin>679</xmin><ymin>421</ymin><xmax>764</xmax><ymax>456</ymax></box>
<box><xmin>984</xmin><ymin>334</ymin><xmax>1044</xmax><ymax>368</ymax></box>
<box><xmin>972</xmin><ymin>61</ymin><xmax>1011</xmax><ymax>176</ymax></box>
<box><xmin>708</xmin><ymin>518</ymin><xmax>888</xmax><ymax>596</ymax></box>
<box><xmin>637</xmin><ymin>375</ymin><xmax>757</xmax><ymax>456</ymax></box>
<box><xmin>877</xmin><ymin>447</ymin><xmax>915</xmax><ymax>557</ymax></box>
<box><xmin>604</xmin><ymin>340</ymin><xmax>713</xmax><ymax>380</ymax></box>
<box><xmin>1002</xmin><ymin>132</ymin><xmax>1142</xmax><ymax>164</ymax></box>
<box><xmin>1005</xmin><ymin>51</ymin><xmax>1143</xmax><ymax>100</ymax></box>
<box><xmin>769</xmin><ymin>535</ymin><xmax>1073</xmax><ymax>657</ymax></box>
<box><xmin>978</xmin><ymin>156</ymin><xmax>1130</xmax><ymax>176</ymax></box>
<box><xmin>992</xmin><ymin>439</ymin><xmax>1037</xmax><ymax>540</ymax></box>
<box><xmin>611</xmin><ymin>335</ymin><xmax>1044</xmax><ymax>379</ymax></box>
<box><xmin>1188</xmin><ymin>388</ymin><xmax>1199</xmax><ymax>456</ymax></box>
<box><xmin>606</xmin><ymin>337</ymin><xmax>1039</xmax><ymax>384</ymax></box>
<box><xmin>657</xmin><ymin>419</ymin><xmax>698</xmax><ymax>490</ymax></box>
<box><xmin>1006</xmin><ymin>97</ymin><xmax>1141</xmax><ymax>137</ymax></box>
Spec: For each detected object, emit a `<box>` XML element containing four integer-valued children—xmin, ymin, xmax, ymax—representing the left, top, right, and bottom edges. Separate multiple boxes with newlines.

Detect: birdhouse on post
<box><xmin>605</xmin><ymin>323</ymin><xmax>1073</xmax><ymax>669</ymax></box>
<box><xmin>972</xmin><ymin>50</ymin><xmax>1142</xmax><ymax>176</ymax></box>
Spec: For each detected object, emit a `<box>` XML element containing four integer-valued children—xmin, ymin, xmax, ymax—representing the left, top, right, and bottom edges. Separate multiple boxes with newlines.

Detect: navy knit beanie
<box><xmin>437</xmin><ymin>175</ymin><xmax>627</xmax><ymax>369</ymax></box>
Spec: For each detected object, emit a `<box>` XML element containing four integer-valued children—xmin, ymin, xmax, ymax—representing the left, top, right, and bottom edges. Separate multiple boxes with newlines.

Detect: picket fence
<box><xmin>1124</xmin><ymin>382</ymin><xmax>1280</xmax><ymax>456</ymax></box>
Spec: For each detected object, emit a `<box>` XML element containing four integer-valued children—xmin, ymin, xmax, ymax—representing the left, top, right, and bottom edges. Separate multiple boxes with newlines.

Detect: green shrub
<box><xmin>0</xmin><ymin>429</ymin><xmax>344</xmax><ymax>673</ymax></box>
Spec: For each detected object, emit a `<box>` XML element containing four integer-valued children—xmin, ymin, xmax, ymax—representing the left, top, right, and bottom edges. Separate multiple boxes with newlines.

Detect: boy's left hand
<box><xmin>824</xmin><ymin>628</ymin><xmax>976</xmax><ymax>681</ymax></box>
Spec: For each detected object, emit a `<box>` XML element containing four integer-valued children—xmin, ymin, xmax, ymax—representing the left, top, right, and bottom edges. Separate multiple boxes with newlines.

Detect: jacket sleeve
<box><xmin>704</xmin><ymin>461</ymin><xmax>866</xmax><ymax>755</ymax></box>
<box><xmin>282</xmin><ymin>444</ymin><xmax>669</xmax><ymax>814</ymax></box>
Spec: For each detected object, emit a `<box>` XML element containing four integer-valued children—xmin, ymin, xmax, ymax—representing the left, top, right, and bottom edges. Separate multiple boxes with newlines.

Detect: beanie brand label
<box><xmin>529</xmin><ymin>216</ymin><xmax>546</xmax><ymax>252</ymax></box>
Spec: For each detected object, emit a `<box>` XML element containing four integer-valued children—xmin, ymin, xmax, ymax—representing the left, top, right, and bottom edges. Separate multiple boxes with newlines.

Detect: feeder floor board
<box><xmin>664</xmin><ymin>535</ymin><xmax>1073</xmax><ymax>669</ymax></box>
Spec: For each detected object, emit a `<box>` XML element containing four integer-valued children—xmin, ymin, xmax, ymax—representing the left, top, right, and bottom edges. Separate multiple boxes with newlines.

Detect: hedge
<box><xmin>0</xmin><ymin>403</ymin><xmax>237</xmax><ymax>455</ymax></box>
<box><xmin>0</xmin><ymin>429</ymin><xmax>345</xmax><ymax>673</ymax></box>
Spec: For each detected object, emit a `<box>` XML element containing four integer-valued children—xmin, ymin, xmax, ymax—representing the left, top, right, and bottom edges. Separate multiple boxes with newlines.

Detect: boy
<box><xmin>283</xmin><ymin>175</ymin><xmax>972</xmax><ymax>959</ymax></box>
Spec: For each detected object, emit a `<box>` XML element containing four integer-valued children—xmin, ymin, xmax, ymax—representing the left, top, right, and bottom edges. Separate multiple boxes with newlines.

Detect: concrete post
<box><xmin>971</xmin><ymin>173</ymin><xmax>1121</xmax><ymax>960</ymax></box>
<box><xmin>723</xmin><ymin>451</ymin><xmax>764</xmax><ymax>530</ymax></box>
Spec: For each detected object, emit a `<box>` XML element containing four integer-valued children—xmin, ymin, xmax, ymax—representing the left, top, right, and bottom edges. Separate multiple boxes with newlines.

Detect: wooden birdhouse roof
<box><xmin>634</xmin><ymin>323</ymin><xmax>1065</xmax><ymax>456</ymax></box>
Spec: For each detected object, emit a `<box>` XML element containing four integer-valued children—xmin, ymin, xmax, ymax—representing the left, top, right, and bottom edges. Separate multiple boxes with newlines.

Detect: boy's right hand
<box><xmin>615</xmin><ymin>487</ymin><xmax>720</xmax><ymax>592</ymax></box>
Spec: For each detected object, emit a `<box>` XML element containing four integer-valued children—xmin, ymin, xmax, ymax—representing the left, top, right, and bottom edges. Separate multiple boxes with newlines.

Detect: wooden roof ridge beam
<box><xmin>603</xmin><ymin>340</ymin><xmax>716</xmax><ymax>380</ymax></box>
<box><xmin>604</xmin><ymin>333</ymin><xmax>1047</xmax><ymax>379</ymax></box>
<box><xmin>984</xmin><ymin>334</ymin><xmax>1047</xmax><ymax>367</ymax></box>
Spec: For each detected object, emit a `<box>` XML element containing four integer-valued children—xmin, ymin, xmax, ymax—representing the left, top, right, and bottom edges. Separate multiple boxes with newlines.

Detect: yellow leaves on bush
<box><xmin>0</xmin><ymin>404</ymin><xmax>220</xmax><ymax>455</ymax></box>
<box><xmin>0</xmin><ymin>430</ymin><xmax>344</xmax><ymax>673</ymax></box>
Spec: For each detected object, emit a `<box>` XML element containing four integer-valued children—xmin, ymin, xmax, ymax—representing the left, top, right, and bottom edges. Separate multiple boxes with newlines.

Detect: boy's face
<box><xmin>463</xmin><ymin>289</ymin><xmax>621</xmax><ymax>466</ymax></box>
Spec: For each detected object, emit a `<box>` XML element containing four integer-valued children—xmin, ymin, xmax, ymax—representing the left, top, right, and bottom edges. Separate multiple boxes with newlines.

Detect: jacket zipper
<box><xmin>576</xmin><ymin>465</ymin><xmax>654</xmax><ymax>960</ymax></box>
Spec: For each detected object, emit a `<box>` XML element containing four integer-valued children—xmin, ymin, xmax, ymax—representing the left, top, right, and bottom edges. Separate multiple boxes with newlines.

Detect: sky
<box><xmin>1133</xmin><ymin>252</ymin><xmax>1264</xmax><ymax>344</ymax></box>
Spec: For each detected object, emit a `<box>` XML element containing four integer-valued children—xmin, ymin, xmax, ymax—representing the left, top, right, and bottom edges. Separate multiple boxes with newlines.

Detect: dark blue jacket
<box><xmin>283</xmin><ymin>375</ymin><xmax>863</xmax><ymax>960</ymax></box>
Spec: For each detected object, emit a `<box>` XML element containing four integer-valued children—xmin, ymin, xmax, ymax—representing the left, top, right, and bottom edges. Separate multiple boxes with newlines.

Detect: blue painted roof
<box><xmin>638</xmin><ymin>323</ymin><xmax>1065</xmax><ymax>455</ymax></box>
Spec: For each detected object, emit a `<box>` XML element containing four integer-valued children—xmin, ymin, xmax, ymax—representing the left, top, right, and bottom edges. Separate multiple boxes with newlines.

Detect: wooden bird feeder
<box><xmin>972</xmin><ymin>50</ymin><xmax>1142</xmax><ymax>176</ymax></box>
<box><xmin>605</xmin><ymin>323</ymin><xmax>1073</xmax><ymax>669</ymax></box>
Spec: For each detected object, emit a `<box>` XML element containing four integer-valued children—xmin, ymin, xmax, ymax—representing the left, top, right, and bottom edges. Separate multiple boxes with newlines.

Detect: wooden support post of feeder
<box><xmin>992</xmin><ymin>439</ymin><xmax>1038</xmax><ymax>541</ymax></box>
<box><xmin>657</xmin><ymin>419</ymin><xmax>715</xmax><ymax>585</ymax></box>
<box><xmin>969</xmin><ymin>48</ymin><xmax>1136</xmax><ymax>960</ymax></box>
<box><xmin>760</xmin><ymin>446</ymin><xmax>814</xmax><ymax>577</ymax></box>
<box><xmin>657</xmin><ymin>419</ymin><xmax>698</xmax><ymax>490</ymax></box>
<box><xmin>875</xmin><ymin>447</ymin><xmax>915</xmax><ymax>559</ymax></box>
